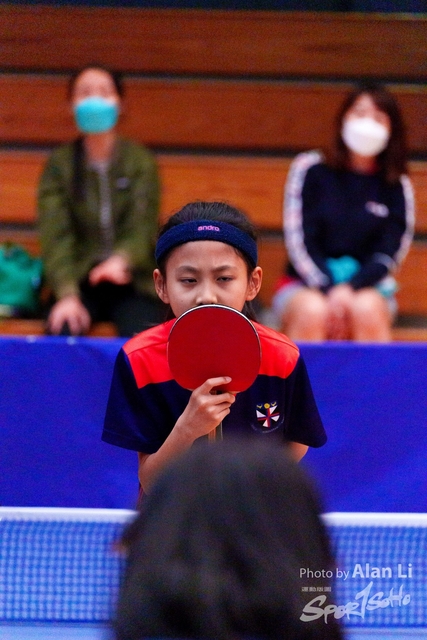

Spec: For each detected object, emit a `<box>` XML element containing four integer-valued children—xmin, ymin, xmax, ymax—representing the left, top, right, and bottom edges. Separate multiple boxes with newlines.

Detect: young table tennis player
<box><xmin>102</xmin><ymin>201</ymin><xmax>326</xmax><ymax>495</ymax></box>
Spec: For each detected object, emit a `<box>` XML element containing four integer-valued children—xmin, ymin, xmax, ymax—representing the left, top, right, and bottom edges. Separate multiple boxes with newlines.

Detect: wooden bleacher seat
<box><xmin>1</xmin><ymin>150</ymin><xmax>426</xmax><ymax>338</ymax></box>
<box><xmin>2</xmin><ymin>151</ymin><xmax>427</xmax><ymax>233</ymax></box>
<box><xmin>1</xmin><ymin>7</ymin><xmax>425</xmax><ymax>80</ymax></box>
<box><xmin>1</xmin><ymin>75</ymin><xmax>426</xmax><ymax>154</ymax></box>
<box><xmin>0</xmin><ymin>8</ymin><xmax>426</xmax><ymax>338</ymax></box>
<box><xmin>0</xmin><ymin>318</ymin><xmax>118</xmax><ymax>338</ymax></box>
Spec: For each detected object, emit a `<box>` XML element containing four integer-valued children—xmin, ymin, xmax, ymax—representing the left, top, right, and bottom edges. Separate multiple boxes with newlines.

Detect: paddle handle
<box><xmin>208</xmin><ymin>388</ymin><xmax>226</xmax><ymax>442</ymax></box>
<box><xmin>208</xmin><ymin>421</ymin><xmax>223</xmax><ymax>442</ymax></box>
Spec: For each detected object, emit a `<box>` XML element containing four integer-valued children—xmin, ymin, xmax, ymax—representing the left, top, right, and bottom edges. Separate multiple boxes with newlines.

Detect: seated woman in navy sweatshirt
<box><xmin>272</xmin><ymin>83</ymin><xmax>414</xmax><ymax>342</ymax></box>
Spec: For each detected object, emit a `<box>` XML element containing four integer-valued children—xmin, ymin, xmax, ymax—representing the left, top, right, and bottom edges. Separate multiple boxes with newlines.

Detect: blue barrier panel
<box><xmin>1</xmin><ymin>337</ymin><xmax>426</xmax><ymax>512</ymax></box>
<box><xmin>299</xmin><ymin>343</ymin><xmax>427</xmax><ymax>513</ymax></box>
<box><xmin>0</xmin><ymin>337</ymin><xmax>133</xmax><ymax>509</ymax></box>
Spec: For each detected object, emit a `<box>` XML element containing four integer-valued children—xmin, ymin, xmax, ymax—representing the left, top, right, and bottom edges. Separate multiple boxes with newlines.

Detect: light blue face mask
<box><xmin>73</xmin><ymin>96</ymin><xmax>119</xmax><ymax>134</ymax></box>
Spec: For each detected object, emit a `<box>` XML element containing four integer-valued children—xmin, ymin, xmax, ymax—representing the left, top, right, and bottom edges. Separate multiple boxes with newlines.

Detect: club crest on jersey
<box><xmin>256</xmin><ymin>402</ymin><xmax>280</xmax><ymax>430</ymax></box>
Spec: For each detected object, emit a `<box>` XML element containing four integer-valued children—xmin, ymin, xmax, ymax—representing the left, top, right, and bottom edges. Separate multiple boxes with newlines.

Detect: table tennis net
<box><xmin>0</xmin><ymin>508</ymin><xmax>133</xmax><ymax>623</ymax></box>
<box><xmin>323</xmin><ymin>512</ymin><xmax>427</xmax><ymax>628</ymax></box>
<box><xmin>0</xmin><ymin>508</ymin><xmax>426</xmax><ymax>628</ymax></box>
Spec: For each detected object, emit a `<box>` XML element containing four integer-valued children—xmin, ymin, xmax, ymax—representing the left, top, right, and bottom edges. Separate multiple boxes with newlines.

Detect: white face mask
<box><xmin>341</xmin><ymin>117</ymin><xmax>390</xmax><ymax>157</ymax></box>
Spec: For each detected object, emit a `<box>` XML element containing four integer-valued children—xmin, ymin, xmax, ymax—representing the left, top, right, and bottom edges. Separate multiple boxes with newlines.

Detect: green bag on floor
<box><xmin>0</xmin><ymin>243</ymin><xmax>43</xmax><ymax>317</ymax></box>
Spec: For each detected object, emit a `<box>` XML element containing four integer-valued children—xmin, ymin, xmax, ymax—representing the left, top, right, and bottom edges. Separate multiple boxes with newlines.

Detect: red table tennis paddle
<box><xmin>168</xmin><ymin>304</ymin><xmax>261</xmax><ymax>440</ymax></box>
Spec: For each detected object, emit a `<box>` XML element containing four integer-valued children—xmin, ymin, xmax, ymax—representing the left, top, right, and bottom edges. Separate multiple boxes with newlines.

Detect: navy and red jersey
<box><xmin>102</xmin><ymin>320</ymin><xmax>326</xmax><ymax>453</ymax></box>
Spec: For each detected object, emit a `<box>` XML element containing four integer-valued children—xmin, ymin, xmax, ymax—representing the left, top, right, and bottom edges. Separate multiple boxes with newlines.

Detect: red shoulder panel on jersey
<box><xmin>124</xmin><ymin>320</ymin><xmax>175</xmax><ymax>389</ymax></box>
<box><xmin>123</xmin><ymin>319</ymin><xmax>300</xmax><ymax>390</ymax></box>
<box><xmin>254</xmin><ymin>322</ymin><xmax>300</xmax><ymax>379</ymax></box>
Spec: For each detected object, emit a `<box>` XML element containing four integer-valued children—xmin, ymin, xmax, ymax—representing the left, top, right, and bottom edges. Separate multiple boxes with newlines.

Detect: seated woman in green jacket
<box><xmin>38</xmin><ymin>65</ymin><xmax>166</xmax><ymax>337</ymax></box>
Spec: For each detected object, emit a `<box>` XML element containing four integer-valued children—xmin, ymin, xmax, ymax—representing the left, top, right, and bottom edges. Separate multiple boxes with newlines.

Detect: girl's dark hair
<box><xmin>69</xmin><ymin>65</ymin><xmax>124</xmax><ymax>202</ymax></box>
<box><xmin>115</xmin><ymin>439</ymin><xmax>344</xmax><ymax>640</ymax></box>
<box><xmin>157</xmin><ymin>201</ymin><xmax>259</xmax><ymax>320</ymax></box>
<box><xmin>327</xmin><ymin>82</ymin><xmax>408</xmax><ymax>183</ymax></box>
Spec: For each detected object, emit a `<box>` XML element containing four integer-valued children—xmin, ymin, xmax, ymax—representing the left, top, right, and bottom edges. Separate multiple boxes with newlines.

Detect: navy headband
<box><xmin>155</xmin><ymin>219</ymin><xmax>258</xmax><ymax>267</ymax></box>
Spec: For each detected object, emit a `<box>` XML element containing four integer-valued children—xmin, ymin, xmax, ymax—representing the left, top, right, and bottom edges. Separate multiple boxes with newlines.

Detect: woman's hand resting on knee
<box><xmin>47</xmin><ymin>295</ymin><xmax>91</xmax><ymax>335</ymax></box>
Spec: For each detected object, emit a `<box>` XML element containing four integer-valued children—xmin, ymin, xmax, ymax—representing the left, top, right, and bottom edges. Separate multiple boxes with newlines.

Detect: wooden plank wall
<box><xmin>1</xmin><ymin>7</ymin><xmax>426</xmax><ymax>79</ymax></box>
<box><xmin>0</xmin><ymin>6</ymin><xmax>426</xmax><ymax>335</ymax></box>
<box><xmin>1</xmin><ymin>7</ymin><xmax>426</xmax><ymax>154</ymax></box>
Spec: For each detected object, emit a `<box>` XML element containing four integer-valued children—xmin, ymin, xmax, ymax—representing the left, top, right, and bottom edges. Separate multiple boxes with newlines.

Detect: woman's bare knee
<box><xmin>351</xmin><ymin>289</ymin><xmax>392</xmax><ymax>341</ymax></box>
<box><xmin>282</xmin><ymin>289</ymin><xmax>328</xmax><ymax>340</ymax></box>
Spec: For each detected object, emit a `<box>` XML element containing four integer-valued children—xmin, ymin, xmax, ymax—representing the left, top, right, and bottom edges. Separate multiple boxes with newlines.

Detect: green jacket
<box><xmin>37</xmin><ymin>137</ymin><xmax>160</xmax><ymax>299</ymax></box>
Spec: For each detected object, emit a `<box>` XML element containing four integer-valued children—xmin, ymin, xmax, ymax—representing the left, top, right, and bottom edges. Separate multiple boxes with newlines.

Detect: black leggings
<box><xmin>47</xmin><ymin>280</ymin><xmax>168</xmax><ymax>337</ymax></box>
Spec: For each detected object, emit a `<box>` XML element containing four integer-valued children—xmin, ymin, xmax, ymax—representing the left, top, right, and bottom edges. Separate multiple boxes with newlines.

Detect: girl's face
<box><xmin>71</xmin><ymin>68</ymin><xmax>121</xmax><ymax>108</ymax></box>
<box><xmin>343</xmin><ymin>92</ymin><xmax>391</xmax><ymax>132</ymax></box>
<box><xmin>154</xmin><ymin>240</ymin><xmax>262</xmax><ymax>319</ymax></box>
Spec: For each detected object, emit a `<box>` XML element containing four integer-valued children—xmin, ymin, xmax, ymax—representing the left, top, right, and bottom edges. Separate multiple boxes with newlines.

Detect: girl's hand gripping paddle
<box><xmin>167</xmin><ymin>304</ymin><xmax>261</xmax><ymax>441</ymax></box>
